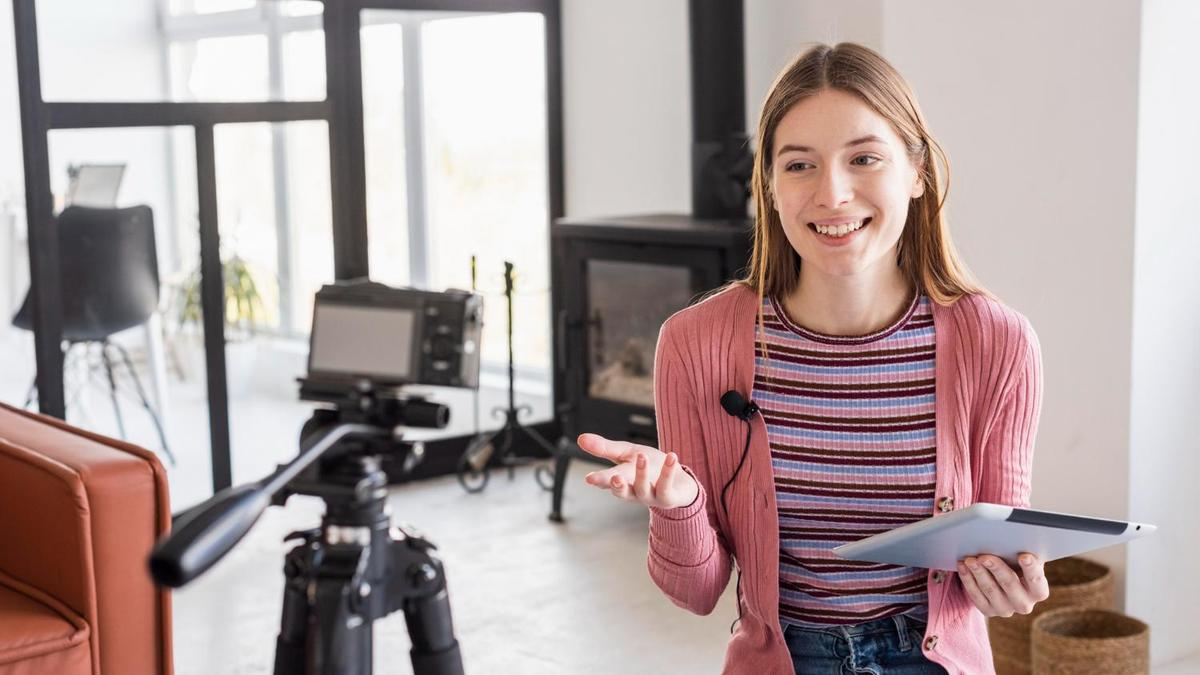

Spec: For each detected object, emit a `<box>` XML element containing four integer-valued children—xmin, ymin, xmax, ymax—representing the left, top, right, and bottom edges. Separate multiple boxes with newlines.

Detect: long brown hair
<box><xmin>733</xmin><ymin>42</ymin><xmax>983</xmax><ymax>342</ymax></box>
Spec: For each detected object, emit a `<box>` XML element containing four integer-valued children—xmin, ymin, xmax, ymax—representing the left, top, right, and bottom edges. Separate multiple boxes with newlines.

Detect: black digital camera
<box><xmin>303</xmin><ymin>278</ymin><xmax>483</xmax><ymax>392</ymax></box>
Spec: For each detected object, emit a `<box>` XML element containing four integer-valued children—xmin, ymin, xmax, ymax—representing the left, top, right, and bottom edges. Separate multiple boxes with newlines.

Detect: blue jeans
<box><xmin>783</xmin><ymin>614</ymin><xmax>948</xmax><ymax>674</ymax></box>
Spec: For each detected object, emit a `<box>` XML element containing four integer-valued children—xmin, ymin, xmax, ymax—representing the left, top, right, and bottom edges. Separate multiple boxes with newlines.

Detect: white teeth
<box><xmin>813</xmin><ymin>219</ymin><xmax>867</xmax><ymax>237</ymax></box>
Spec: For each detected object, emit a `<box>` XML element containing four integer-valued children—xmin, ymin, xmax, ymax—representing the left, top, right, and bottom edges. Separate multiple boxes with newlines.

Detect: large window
<box><xmin>14</xmin><ymin>0</ymin><xmax>556</xmax><ymax>508</ymax></box>
<box><xmin>163</xmin><ymin>3</ymin><xmax>554</xmax><ymax>393</ymax></box>
<box><xmin>361</xmin><ymin>10</ymin><xmax>552</xmax><ymax>384</ymax></box>
<box><xmin>164</xmin><ymin>3</ymin><xmax>328</xmax><ymax>339</ymax></box>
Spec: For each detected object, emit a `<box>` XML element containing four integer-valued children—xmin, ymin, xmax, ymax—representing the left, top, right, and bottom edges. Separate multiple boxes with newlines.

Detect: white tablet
<box><xmin>832</xmin><ymin>503</ymin><xmax>1155</xmax><ymax>571</ymax></box>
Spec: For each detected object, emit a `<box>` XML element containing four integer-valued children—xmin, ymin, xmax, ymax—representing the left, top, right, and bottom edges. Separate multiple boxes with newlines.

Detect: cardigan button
<box><xmin>937</xmin><ymin>496</ymin><xmax>954</xmax><ymax>512</ymax></box>
<box><xmin>932</xmin><ymin>570</ymin><xmax>948</xmax><ymax>584</ymax></box>
<box><xmin>924</xmin><ymin>635</ymin><xmax>939</xmax><ymax>651</ymax></box>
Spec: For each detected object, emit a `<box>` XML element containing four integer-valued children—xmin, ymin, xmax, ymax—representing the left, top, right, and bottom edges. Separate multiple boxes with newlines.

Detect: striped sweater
<box><xmin>647</xmin><ymin>283</ymin><xmax>1042</xmax><ymax>675</ymax></box>
<box><xmin>755</xmin><ymin>294</ymin><xmax>936</xmax><ymax>628</ymax></box>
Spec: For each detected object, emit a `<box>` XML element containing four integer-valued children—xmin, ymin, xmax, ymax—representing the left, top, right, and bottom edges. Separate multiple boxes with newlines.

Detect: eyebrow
<box><xmin>775</xmin><ymin>135</ymin><xmax>888</xmax><ymax>157</ymax></box>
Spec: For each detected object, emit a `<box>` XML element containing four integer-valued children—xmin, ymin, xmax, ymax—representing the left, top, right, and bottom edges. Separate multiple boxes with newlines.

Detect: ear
<box><xmin>911</xmin><ymin>175</ymin><xmax>925</xmax><ymax>199</ymax></box>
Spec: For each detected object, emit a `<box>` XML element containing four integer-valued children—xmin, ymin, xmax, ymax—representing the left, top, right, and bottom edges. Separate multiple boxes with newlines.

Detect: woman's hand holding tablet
<box><xmin>832</xmin><ymin>503</ymin><xmax>1155</xmax><ymax>604</ymax></box>
<box><xmin>956</xmin><ymin>552</ymin><xmax>1050</xmax><ymax>617</ymax></box>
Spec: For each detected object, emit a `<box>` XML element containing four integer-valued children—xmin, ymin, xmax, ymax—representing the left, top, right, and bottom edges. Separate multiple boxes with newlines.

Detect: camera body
<box><xmin>305</xmin><ymin>279</ymin><xmax>483</xmax><ymax>390</ymax></box>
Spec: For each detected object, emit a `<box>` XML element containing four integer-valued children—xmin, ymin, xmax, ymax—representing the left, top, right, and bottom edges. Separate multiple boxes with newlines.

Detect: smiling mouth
<box><xmin>808</xmin><ymin>217</ymin><xmax>872</xmax><ymax>238</ymax></box>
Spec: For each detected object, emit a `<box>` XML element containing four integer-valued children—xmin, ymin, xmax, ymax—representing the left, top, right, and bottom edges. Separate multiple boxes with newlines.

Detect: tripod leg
<box><xmin>457</xmin><ymin>426</ymin><xmax>502</xmax><ymax>493</ymax></box>
<box><xmin>502</xmin><ymin>424</ymin><xmax>516</xmax><ymax>481</ymax></box>
<box><xmin>312</xmin><ymin>555</ymin><xmax>372</xmax><ymax>675</ymax></box>
<box><xmin>112</xmin><ymin>341</ymin><xmax>176</xmax><ymax>466</ymax></box>
<box><xmin>519</xmin><ymin>422</ymin><xmax>561</xmax><ymax>456</ymax></box>
<box><xmin>549</xmin><ymin>451</ymin><xmax>571</xmax><ymax>523</ymax></box>
<box><xmin>273</xmin><ymin>541</ymin><xmax>312</xmax><ymax>675</ymax></box>
<box><xmin>100</xmin><ymin>342</ymin><xmax>127</xmax><ymax>439</ymax></box>
<box><xmin>401</xmin><ymin>565</ymin><xmax>464</xmax><ymax>675</ymax></box>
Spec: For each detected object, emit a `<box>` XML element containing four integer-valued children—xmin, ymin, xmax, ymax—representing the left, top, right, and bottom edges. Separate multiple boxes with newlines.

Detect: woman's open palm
<box><xmin>576</xmin><ymin>433</ymin><xmax>699</xmax><ymax>509</ymax></box>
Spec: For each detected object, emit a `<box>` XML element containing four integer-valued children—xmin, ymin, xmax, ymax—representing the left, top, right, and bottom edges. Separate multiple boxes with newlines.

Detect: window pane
<box><xmin>280</xmin><ymin>1</ymin><xmax>323</xmax><ymax>17</ymax></box>
<box><xmin>166</xmin><ymin>0</ymin><xmax>319</xmax><ymax>15</ymax></box>
<box><xmin>281</xmin><ymin>29</ymin><xmax>327</xmax><ymax>102</ymax></box>
<box><xmin>281</xmin><ymin>121</ymin><xmax>334</xmax><ymax>338</ymax></box>
<box><xmin>170</xmin><ymin>36</ymin><xmax>271</xmax><ymax>102</ymax></box>
<box><xmin>358</xmin><ymin>10</ymin><xmax>552</xmax><ymax>431</ymax></box>
<box><xmin>168</xmin><ymin>0</ymin><xmax>256</xmax><ymax>14</ymax></box>
<box><xmin>0</xmin><ymin>204</ymin><xmax>34</xmax><ymax>413</ymax></box>
<box><xmin>36</xmin><ymin>0</ymin><xmax>168</xmax><ymax>102</ymax></box>
<box><xmin>361</xmin><ymin>21</ymin><xmax>411</xmax><ymax>287</ymax></box>
<box><xmin>422</xmin><ymin>14</ymin><xmax>551</xmax><ymax>378</ymax></box>
<box><xmin>211</xmin><ymin>122</ymin><xmax>333</xmax><ymax>485</ymax></box>
<box><xmin>214</xmin><ymin>123</ymin><xmax>281</xmax><ymax>335</ymax></box>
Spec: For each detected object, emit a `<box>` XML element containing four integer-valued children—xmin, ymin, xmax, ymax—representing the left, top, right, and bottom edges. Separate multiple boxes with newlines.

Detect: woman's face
<box><xmin>770</xmin><ymin>88</ymin><xmax>924</xmax><ymax>280</ymax></box>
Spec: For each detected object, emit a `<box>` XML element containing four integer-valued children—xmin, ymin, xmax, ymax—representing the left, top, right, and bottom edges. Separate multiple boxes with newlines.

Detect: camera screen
<box><xmin>309</xmin><ymin>303</ymin><xmax>417</xmax><ymax>382</ymax></box>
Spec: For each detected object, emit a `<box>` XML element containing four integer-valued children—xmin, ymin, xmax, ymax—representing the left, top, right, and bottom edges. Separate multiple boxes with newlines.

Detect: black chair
<box><xmin>13</xmin><ymin>205</ymin><xmax>175</xmax><ymax>465</ymax></box>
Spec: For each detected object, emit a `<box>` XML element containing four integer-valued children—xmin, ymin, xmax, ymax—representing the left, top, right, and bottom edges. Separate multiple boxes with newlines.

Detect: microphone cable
<box><xmin>718</xmin><ymin>390</ymin><xmax>759</xmax><ymax>634</ymax></box>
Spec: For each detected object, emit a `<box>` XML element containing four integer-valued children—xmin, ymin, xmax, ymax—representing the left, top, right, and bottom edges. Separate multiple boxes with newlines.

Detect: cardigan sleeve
<box><xmin>976</xmin><ymin>325</ymin><xmax>1044</xmax><ymax>508</ymax></box>
<box><xmin>644</xmin><ymin>318</ymin><xmax>733</xmax><ymax>616</ymax></box>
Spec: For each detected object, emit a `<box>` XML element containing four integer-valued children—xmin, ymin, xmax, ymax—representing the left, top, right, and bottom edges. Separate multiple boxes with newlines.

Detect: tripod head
<box><xmin>149</xmin><ymin>380</ymin><xmax>444</xmax><ymax>587</ymax></box>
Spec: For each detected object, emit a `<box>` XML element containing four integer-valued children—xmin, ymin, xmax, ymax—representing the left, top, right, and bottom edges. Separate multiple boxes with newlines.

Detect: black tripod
<box><xmin>275</xmin><ymin>419</ymin><xmax>462</xmax><ymax>674</ymax></box>
<box><xmin>456</xmin><ymin>261</ymin><xmax>558</xmax><ymax>493</ymax></box>
<box><xmin>149</xmin><ymin>388</ymin><xmax>464</xmax><ymax>675</ymax></box>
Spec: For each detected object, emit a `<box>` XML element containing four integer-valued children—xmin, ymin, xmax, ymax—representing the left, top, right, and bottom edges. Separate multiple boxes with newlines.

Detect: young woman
<box><xmin>578</xmin><ymin>43</ymin><xmax>1047</xmax><ymax>674</ymax></box>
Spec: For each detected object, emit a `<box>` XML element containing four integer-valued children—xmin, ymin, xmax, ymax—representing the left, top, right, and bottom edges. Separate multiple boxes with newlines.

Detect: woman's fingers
<box><xmin>957</xmin><ymin>560</ymin><xmax>993</xmax><ymax>613</ymax></box>
<box><xmin>577</xmin><ymin>435</ymin><xmax>696</xmax><ymax>508</ymax></box>
<box><xmin>610</xmin><ymin>473</ymin><xmax>631</xmax><ymax>499</ymax></box>
<box><xmin>958</xmin><ymin>556</ymin><xmax>1018</xmax><ymax>617</ymax></box>
<box><xmin>969</xmin><ymin>557</ymin><xmax>1014</xmax><ymax>615</ymax></box>
<box><xmin>1018</xmin><ymin>553</ymin><xmax>1051</xmax><ymax>603</ymax></box>
<box><xmin>631</xmin><ymin>453</ymin><xmax>653</xmax><ymax>500</ymax></box>
<box><xmin>982</xmin><ymin>555</ymin><xmax>1036</xmax><ymax>614</ymax></box>
<box><xmin>655</xmin><ymin>452</ymin><xmax>678</xmax><ymax>502</ymax></box>
<box><xmin>584</xmin><ymin>467</ymin><xmax>623</xmax><ymax>489</ymax></box>
<box><xmin>576</xmin><ymin>433</ymin><xmax>637</xmax><ymax>464</ymax></box>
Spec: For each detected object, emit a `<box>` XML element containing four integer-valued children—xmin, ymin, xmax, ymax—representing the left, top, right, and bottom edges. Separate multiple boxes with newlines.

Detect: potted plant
<box><xmin>171</xmin><ymin>253</ymin><xmax>277</xmax><ymax>394</ymax></box>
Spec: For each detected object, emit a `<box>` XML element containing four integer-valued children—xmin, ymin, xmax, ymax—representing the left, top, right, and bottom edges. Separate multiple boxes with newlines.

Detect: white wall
<box><xmin>882</xmin><ymin>0</ymin><xmax>1142</xmax><ymax>607</ymax></box>
<box><xmin>744</xmin><ymin>0</ymin><xmax>883</xmax><ymax>129</ymax></box>
<box><xmin>559</xmin><ymin>0</ymin><xmax>885</xmax><ymax>220</ymax></box>
<box><xmin>560</xmin><ymin>0</ymin><xmax>690</xmax><ymax>218</ymax></box>
<box><xmin>1127</xmin><ymin>0</ymin><xmax>1200</xmax><ymax>666</ymax></box>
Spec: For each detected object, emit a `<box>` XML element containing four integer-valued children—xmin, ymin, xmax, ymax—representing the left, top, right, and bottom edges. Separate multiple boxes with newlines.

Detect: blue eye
<box><xmin>785</xmin><ymin>162</ymin><xmax>812</xmax><ymax>172</ymax></box>
<box><xmin>852</xmin><ymin>155</ymin><xmax>880</xmax><ymax>166</ymax></box>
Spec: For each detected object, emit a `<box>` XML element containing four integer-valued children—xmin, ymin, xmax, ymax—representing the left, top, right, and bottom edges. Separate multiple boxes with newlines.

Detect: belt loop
<box><xmin>892</xmin><ymin>615</ymin><xmax>912</xmax><ymax>651</ymax></box>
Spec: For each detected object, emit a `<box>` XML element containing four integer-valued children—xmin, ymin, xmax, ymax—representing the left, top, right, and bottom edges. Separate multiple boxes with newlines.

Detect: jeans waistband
<box><xmin>786</xmin><ymin>613</ymin><xmax>926</xmax><ymax>647</ymax></box>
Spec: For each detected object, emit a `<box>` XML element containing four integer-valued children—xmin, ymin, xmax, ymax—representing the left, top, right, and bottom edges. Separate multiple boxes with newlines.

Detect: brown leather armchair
<box><xmin>0</xmin><ymin>401</ymin><xmax>172</xmax><ymax>674</ymax></box>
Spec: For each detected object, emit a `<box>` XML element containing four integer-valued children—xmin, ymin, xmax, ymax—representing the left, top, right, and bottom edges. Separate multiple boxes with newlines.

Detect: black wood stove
<box><xmin>546</xmin><ymin>0</ymin><xmax>754</xmax><ymax>520</ymax></box>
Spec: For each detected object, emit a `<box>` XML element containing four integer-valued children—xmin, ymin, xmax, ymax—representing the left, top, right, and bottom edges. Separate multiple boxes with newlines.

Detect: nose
<box><xmin>813</xmin><ymin>164</ymin><xmax>853</xmax><ymax>209</ymax></box>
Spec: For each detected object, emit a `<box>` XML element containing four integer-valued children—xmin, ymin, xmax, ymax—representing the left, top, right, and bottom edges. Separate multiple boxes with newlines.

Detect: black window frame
<box><xmin>12</xmin><ymin>0</ymin><xmax>564</xmax><ymax>493</ymax></box>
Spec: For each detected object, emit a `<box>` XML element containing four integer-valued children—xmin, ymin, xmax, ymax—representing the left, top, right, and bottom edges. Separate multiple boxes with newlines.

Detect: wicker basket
<box><xmin>988</xmin><ymin>557</ymin><xmax>1114</xmax><ymax>675</ymax></box>
<box><xmin>1032</xmin><ymin>608</ymin><xmax>1149</xmax><ymax>674</ymax></box>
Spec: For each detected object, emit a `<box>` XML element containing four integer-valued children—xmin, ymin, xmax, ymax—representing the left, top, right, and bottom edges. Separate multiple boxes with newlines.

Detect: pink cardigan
<box><xmin>647</xmin><ymin>283</ymin><xmax>1042</xmax><ymax>675</ymax></box>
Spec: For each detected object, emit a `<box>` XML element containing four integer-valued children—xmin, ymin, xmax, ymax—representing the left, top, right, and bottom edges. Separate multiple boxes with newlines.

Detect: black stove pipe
<box><xmin>689</xmin><ymin>0</ymin><xmax>753</xmax><ymax>219</ymax></box>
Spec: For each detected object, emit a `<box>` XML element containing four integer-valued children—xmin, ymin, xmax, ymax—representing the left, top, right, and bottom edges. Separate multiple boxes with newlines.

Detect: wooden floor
<box><xmin>171</xmin><ymin>464</ymin><xmax>738</xmax><ymax>674</ymax></box>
